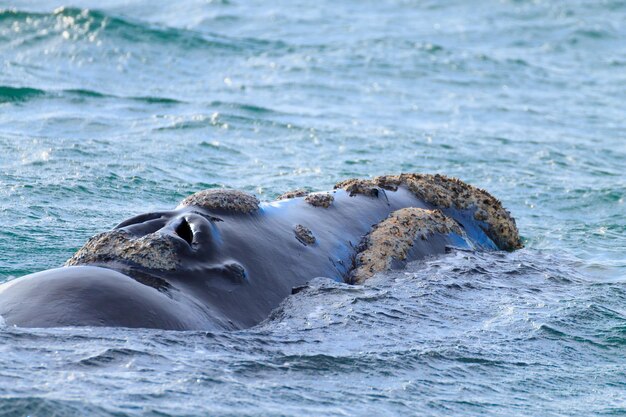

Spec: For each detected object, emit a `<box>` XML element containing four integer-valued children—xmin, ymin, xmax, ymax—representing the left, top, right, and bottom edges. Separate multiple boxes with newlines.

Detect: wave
<box><xmin>0</xmin><ymin>85</ymin><xmax>289</xmax><ymax>109</ymax></box>
<box><xmin>0</xmin><ymin>7</ymin><xmax>286</xmax><ymax>53</ymax></box>
<box><xmin>75</xmin><ymin>347</ymin><xmax>165</xmax><ymax>368</ymax></box>
<box><xmin>0</xmin><ymin>84</ymin><xmax>183</xmax><ymax>104</ymax></box>
<box><xmin>0</xmin><ymin>86</ymin><xmax>45</xmax><ymax>103</ymax></box>
<box><xmin>0</xmin><ymin>397</ymin><xmax>112</xmax><ymax>417</ymax></box>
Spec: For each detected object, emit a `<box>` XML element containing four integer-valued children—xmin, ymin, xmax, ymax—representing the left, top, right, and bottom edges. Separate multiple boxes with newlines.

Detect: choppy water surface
<box><xmin>0</xmin><ymin>0</ymin><xmax>624</xmax><ymax>415</ymax></box>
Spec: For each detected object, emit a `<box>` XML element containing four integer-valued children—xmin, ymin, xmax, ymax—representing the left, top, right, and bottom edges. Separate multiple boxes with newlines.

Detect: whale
<box><xmin>0</xmin><ymin>173</ymin><xmax>522</xmax><ymax>330</ymax></box>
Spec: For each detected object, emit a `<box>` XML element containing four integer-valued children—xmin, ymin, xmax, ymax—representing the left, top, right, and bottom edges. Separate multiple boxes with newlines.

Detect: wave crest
<box><xmin>0</xmin><ymin>7</ymin><xmax>282</xmax><ymax>52</ymax></box>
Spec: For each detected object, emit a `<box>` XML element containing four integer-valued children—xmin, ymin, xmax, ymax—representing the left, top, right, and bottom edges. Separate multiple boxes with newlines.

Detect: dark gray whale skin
<box><xmin>0</xmin><ymin>185</ymin><xmax>505</xmax><ymax>331</ymax></box>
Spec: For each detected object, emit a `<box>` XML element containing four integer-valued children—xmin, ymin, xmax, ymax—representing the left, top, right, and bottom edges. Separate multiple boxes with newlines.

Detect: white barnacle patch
<box><xmin>294</xmin><ymin>224</ymin><xmax>316</xmax><ymax>246</ymax></box>
<box><xmin>65</xmin><ymin>230</ymin><xmax>180</xmax><ymax>271</ymax></box>
<box><xmin>349</xmin><ymin>207</ymin><xmax>465</xmax><ymax>284</ymax></box>
<box><xmin>332</xmin><ymin>179</ymin><xmax>382</xmax><ymax>197</ymax></box>
<box><xmin>336</xmin><ymin>173</ymin><xmax>522</xmax><ymax>251</ymax></box>
<box><xmin>304</xmin><ymin>192</ymin><xmax>334</xmax><ymax>208</ymax></box>
<box><xmin>178</xmin><ymin>189</ymin><xmax>260</xmax><ymax>214</ymax></box>
<box><xmin>277</xmin><ymin>189</ymin><xmax>309</xmax><ymax>200</ymax></box>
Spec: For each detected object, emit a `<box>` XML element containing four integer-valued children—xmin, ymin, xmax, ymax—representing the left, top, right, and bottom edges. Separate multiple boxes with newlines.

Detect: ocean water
<box><xmin>0</xmin><ymin>0</ymin><xmax>624</xmax><ymax>415</ymax></box>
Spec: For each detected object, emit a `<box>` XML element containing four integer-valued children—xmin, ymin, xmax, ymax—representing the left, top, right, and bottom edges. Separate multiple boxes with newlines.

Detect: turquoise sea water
<box><xmin>0</xmin><ymin>0</ymin><xmax>624</xmax><ymax>415</ymax></box>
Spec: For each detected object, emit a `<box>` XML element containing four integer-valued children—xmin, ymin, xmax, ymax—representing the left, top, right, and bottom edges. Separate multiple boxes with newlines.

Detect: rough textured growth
<box><xmin>294</xmin><ymin>224</ymin><xmax>316</xmax><ymax>245</ymax></box>
<box><xmin>277</xmin><ymin>189</ymin><xmax>309</xmax><ymax>200</ymax></box>
<box><xmin>305</xmin><ymin>192</ymin><xmax>334</xmax><ymax>208</ymax></box>
<box><xmin>336</xmin><ymin>173</ymin><xmax>522</xmax><ymax>251</ymax></box>
<box><xmin>335</xmin><ymin>175</ymin><xmax>402</xmax><ymax>196</ymax></box>
<box><xmin>179</xmin><ymin>189</ymin><xmax>259</xmax><ymax>213</ymax></box>
<box><xmin>335</xmin><ymin>177</ymin><xmax>398</xmax><ymax>196</ymax></box>
<box><xmin>349</xmin><ymin>207</ymin><xmax>464</xmax><ymax>284</ymax></box>
<box><xmin>336</xmin><ymin>179</ymin><xmax>380</xmax><ymax>197</ymax></box>
<box><xmin>65</xmin><ymin>230</ymin><xmax>180</xmax><ymax>270</ymax></box>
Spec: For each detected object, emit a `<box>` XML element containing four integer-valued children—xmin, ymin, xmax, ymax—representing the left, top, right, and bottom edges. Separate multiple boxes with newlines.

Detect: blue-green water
<box><xmin>0</xmin><ymin>0</ymin><xmax>624</xmax><ymax>415</ymax></box>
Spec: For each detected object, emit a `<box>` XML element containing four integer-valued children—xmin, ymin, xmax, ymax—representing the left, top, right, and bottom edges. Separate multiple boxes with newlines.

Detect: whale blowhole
<box><xmin>175</xmin><ymin>219</ymin><xmax>194</xmax><ymax>246</ymax></box>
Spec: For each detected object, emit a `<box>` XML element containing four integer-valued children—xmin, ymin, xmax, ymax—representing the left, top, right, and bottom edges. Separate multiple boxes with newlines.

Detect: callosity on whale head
<box><xmin>0</xmin><ymin>174</ymin><xmax>522</xmax><ymax>330</ymax></box>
